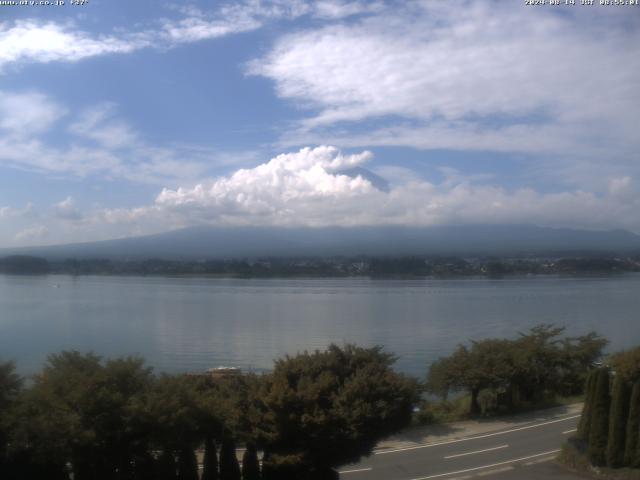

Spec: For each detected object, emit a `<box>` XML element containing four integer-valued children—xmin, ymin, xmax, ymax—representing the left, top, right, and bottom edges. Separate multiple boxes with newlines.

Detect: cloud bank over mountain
<box><xmin>5</xmin><ymin>146</ymin><xmax>638</xmax><ymax>247</ymax></box>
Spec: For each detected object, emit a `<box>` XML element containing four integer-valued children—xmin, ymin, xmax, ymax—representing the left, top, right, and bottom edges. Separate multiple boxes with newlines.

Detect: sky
<box><xmin>0</xmin><ymin>0</ymin><xmax>639</xmax><ymax>247</ymax></box>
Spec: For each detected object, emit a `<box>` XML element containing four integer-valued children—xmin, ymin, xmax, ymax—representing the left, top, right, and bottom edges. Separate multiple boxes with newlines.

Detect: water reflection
<box><xmin>0</xmin><ymin>274</ymin><xmax>638</xmax><ymax>377</ymax></box>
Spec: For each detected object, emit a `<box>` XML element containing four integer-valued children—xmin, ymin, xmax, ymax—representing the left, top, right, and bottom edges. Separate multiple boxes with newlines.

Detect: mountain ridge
<box><xmin>3</xmin><ymin>224</ymin><xmax>640</xmax><ymax>260</ymax></box>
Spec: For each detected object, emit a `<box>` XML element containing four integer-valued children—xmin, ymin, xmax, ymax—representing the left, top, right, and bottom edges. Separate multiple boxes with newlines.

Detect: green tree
<box><xmin>577</xmin><ymin>370</ymin><xmax>597</xmax><ymax>440</ymax></box>
<box><xmin>157</xmin><ymin>449</ymin><xmax>177</xmax><ymax>480</ymax></box>
<box><xmin>611</xmin><ymin>347</ymin><xmax>640</xmax><ymax>384</ymax></box>
<box><xmin>0</xmin><ymin>361</ymin><xmax>21</xmax><ymax>410</ymax></box>
<box><xmin>177</xmin><ymin>445</ymin><xmax>199</xmax><ymax>480</ymax></box>
<box><xmin>260</xmin><ymin>344</ymin><xmax>418</xmax><ymax>476</ymax></box>
<box><xmin>0</xmin><ymin>362</ymin><xmax>21</xmax><ymax>458</ymax></box>
<box><xmin>202</xmin><ymin>436</ymin><xmax>219</xmax><ymax>480</ymax></box>
<box><xmin>425</xmin><ymin>356</ymin><xmax>455</xmax><ymax>401</ymax></box>
<box><xmin>14</xmin><ymin>351</ymin><xmax>104</xmax><ymax>478</ymax></box>
<box><xmin>511</xmin><ymin>325</ymin><xmax>567</xmax><ymax>403</ymax></box>
<box><xmin>132</xmin><ymin>451</ymin><xmax>156</xmax><ymax>480</ymax></box>
<box><xmin>624</xmin><ymin>382</ymin><xmax>640</xmax><ymax>467</ymax></box>
<box><xmin>219</xmin><ymin>434</ymin><xmax>241</xmax><ymax>480</ymax></box>
<box><xmin>606</xmin><ymin>375</ymin><xmax>631</xmax><ymax>467</ymax></box>
<box><xmin>9</xmin><ymin>351</ymin><xmax>157</xmax><ymax>479</ymax></box>
<box><xmin>427</xmin><ymin>340</ymin><xmax>515</xmax><ymax>414</ymax></box>
<box><xmin>558</xmin><ymin>332</ymin><xmax>608</xmax><ymax>395</ymax></box>
<box><xmin>94</xmin><ymin>356</ymin><xmax>154</xmax><ymax>479</ymax></box>
<box><xmin>242</xmin><ymin>443</ymin><xmax>260</xmax><ymax>480</ymax></box>
<box><xmin>426</xmin><ymin>326</ymin><xmax>607</xmax><ymax>415</ymax></box>
<box><xmin>588</xmin><ymin>368</ymin><xmax>611</xmax><ymax>466</ymax></box>
<box><xmin>138</xmin><ymin>375</ymin><xmax>204</xmax><ymax>459</ymax></box>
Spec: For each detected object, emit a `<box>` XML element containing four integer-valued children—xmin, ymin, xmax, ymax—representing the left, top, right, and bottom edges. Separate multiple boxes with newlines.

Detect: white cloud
<box><xmin>313</xmin><ymin>1</ymin><xmax>384</xmax><ymax>19</ymax></box>
<box><xmin>0</xmin><ymin>203</ymin><xmax>37</xmax><ymax>220</ymax></box>
<box><xmin>53</xmin><ymin>196</ymin><xmax>83</xmax><ymax>221</ymax></box>
<box><xmin>154</xmin><ymin>146</ymin><xmax>375</xmax><ymax>226</ymax></box>
<box><xmin>0</xmin><ymin>10</ymin><xmax>252</xmax><ymax>72</ymax></box>
<box><xmin>0</xmin><ymin>135</ymin><xmax>215</xmax><ymax>184</ymax></box>
<box><xmin>608</xmin><ymin>176</ymin><xmax>634</xmax><ymax>199</ymax></box>
<box><xmin>249</xmin><ymin>2</ymin><xmax>640</xmax><ymax>159</ymax></box>
<box><xmin>0</xmin><ymin>21</ymin><xmax>147</xmax><ymax>73</ymax></box>
<box><xmin>68</xmin><ymin>103</ymin><xmax>138</xmax><ymax>149</ymax></box>
<box><xmin>15</xmin><ymin>225</ymin><xmax>49</xmax><ymax>242</ymax></box>
<box><xmin>0</xmin><ymin>90</ymin><xmax>67</xmax><ymax>135</ymax></box>
<box><xmin>159</xmin><ymin>6</ymin><xmax>261</xmax><ymax>44</ymax></box>
<box><xmin>0</xmin><ymin>1</ymin><xmax>382</xmax><ymax>73</ymax></box>
<box><xmin>0</xmin><ymin>92</ymin><xmax>256</xmax><ymax>184</ymax></box>
<box><xmin>0</xmin><ymin>206</ymin><xmax>14</xmax><ymax>219</ymax></box>
<box><xmin>107</xmin><ymin>146</ymin><xmax>640</xmax><ymax>233</ymax></box>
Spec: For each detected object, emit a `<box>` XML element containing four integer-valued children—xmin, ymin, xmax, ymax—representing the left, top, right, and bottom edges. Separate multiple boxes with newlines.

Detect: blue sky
<box><xmin>0</xmin><ymin>0</ymin><xmax>639</xmax><ymax>247</ymax></box>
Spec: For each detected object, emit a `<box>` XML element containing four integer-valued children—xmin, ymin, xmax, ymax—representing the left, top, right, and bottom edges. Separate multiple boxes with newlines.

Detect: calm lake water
<box><xmin>1</xmin><ymin>274</ymin><xmax>639</xmax><ymax>377</ymax></box>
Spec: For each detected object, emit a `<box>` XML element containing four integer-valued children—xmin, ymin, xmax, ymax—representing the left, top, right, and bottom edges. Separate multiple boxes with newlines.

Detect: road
<box><xmin>339</xmin><ymin>410</ymin><xmax>582</xmax><ymax>480</ymax></box>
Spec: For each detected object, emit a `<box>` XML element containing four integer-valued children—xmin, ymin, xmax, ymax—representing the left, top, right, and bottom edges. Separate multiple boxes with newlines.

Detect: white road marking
<box><xmin>375</xmin><ymin>415</ymin><xmax>579</xmax><ymax>455</ymax></box>
<box><xmin>477</xmin><ymin>466</ymin><xmax>514</xmax><ymax>476</ymax></box>
<box><xmin>444</xmin><ymin>444</ymin><xmax>509</xmax><ymax>459</ymax></box>
<box><xmin>562</xmin><ymin>428</ymin><xmax>577</xmax><ymax>434</ymax></box>
<box><xmin>409</xmin><ymin>449</ymin><xmax>561</xmax><ymax>480</ymax></box>
<box><xmin>523</xmin><ymin>456</ymin><xmax>556</xmax><ymax>466</ymax></box>
<box><xmin>338</xmin><ymin>467</ymin><xmax>373</xmax><ymax>474</ymax></box>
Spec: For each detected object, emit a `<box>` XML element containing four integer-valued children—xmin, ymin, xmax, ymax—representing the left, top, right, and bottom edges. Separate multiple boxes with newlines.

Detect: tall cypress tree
<box><xmin>578</xmin><ymin>370</ymin><xmax>596</xmax><ymax>440</ymax></box>
<box><xmin>624</xmin><ymin>382</ymin><xmax>640</xmax><ymax>467</ymax></box>
<box><xmin>606</xmin><ymin>375</ymin><xmax>630</xmax><ymax>467</ymax></box>
<box><xmin>177</xmin><ymin>445</ymin><xmax>199</xmax><ymax>480</ymax></box>
<box><xmin>242</xmin><ymin>443</ymin><xmax>260</xmax><ymax>480</ymax></box>
<box><xmin>219</xmin><ymin>435</ymin><xmax>241</xmax><ymax>480</ymax></box>
<box><xmin>588</xmin><ymin>368</ymin><xmax>611</xmax><ymax>466</ymax></box>
<box><xmin>260</xmin><ymin>451</ymin><xmax>274</xmax><ymax>480</ymax></box>
<box><xmin>132</xmin><ymin>451</ymin><xmax>156</xmax><ymax>480</ymax></box>
<box><xmin>157</xmin><ymin>449</ymin><xmax>178</xmax><ymax>480</ymax></box>
<box><xmin>202</xmin><ymin>436</ymin><xmax>219</xmax><ymax>480</ymax></box>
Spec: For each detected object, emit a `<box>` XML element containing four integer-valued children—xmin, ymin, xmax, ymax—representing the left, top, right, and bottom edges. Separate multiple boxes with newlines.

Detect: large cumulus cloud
<box><xmin>140</xmin><ymin>146</ymin><xmax>640</xmax><ymax>232</ymax></box>
<box><xmin>154</xmin><ymin>146</ymin><xmax>377</xmax><ymax>226</ymax></box>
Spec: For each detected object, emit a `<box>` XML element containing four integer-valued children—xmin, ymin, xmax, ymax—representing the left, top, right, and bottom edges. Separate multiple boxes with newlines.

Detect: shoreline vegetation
<box><xmin>2</xmin><ymin>325</ymin><xmax>635</xmax><ymax>479</ymax></box>
<box><xmin>1</xmin><ymin>254</ymin><xmax>640</xmax><ymax>277</ymax></box>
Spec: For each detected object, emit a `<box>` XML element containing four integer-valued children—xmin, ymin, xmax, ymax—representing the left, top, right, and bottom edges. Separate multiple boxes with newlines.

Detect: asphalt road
<box><xmin>338</xmin><ymin>412</ymin><xmax>581</xmax><ymax>480</ymax></box>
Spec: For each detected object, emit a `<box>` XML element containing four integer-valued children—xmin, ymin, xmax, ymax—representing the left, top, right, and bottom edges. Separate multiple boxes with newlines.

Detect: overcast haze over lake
<box><xmin>2</xmin><ymin>274</ymin><xmax>639</xmax><ymax>377</ymax></box>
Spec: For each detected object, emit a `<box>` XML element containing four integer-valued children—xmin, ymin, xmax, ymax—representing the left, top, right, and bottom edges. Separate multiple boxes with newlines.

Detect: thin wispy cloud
<box><xmin>0</xmin><ymin>0</ymin><xmax>382</xmax><ymax>73</ymax></box>
<box><xmin>15</xmin><ymin>225</ymin><xmax>49</xmax><ymax>242</ymax></box>
<box><xmin>249</xmin><ymin>1</ymin><xmax>640</xmax><ymax>163</ymax></box>
<box><xmin>0</xmin><ymin>91</ymin><xmax>256</xmax><ymax>184</ymax></box>
<box><xmin>0</xmin><ymin>20</ymin><xmax>145</xmax><ymax>73</ymax></box>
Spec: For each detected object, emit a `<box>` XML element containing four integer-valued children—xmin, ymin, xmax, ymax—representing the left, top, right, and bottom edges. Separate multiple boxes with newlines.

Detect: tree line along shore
<box><xmin>1</xmin><ymin>254</ymin><xmax>640</xmax><ymax>277</ymax></box>
<box><xmin>0</xmin><ymin>326</ymin><xmax>638</xmax><ymax>479</ymax></box>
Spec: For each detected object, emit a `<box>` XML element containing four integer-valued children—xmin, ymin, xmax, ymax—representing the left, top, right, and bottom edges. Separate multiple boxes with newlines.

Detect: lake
<box><xmin>1</xmin><ymin>274</ymin><xmax>639</xmax><ymax>377</ymax></box>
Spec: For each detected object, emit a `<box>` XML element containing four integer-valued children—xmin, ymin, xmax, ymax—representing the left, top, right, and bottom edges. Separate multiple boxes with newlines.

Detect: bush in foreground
<box><xmin>258</xmin><ymin>344</ymin><xmax>419</xmax><ymax>477</ymax></box>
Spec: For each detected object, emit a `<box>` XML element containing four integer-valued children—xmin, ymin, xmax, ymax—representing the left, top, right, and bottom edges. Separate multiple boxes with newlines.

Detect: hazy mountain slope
<box><xmin>2</xmin><ymin>225</ymin><xmax>640</xmax><ymax>260</ymax></box>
